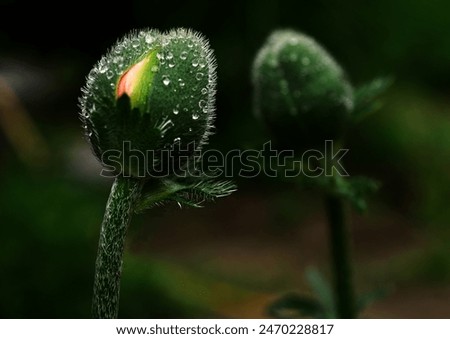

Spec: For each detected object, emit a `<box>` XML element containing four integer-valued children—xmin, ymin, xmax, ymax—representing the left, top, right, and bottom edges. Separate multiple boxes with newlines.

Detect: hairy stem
<box><xmin>325</xmin><ymin>194</ymin><xmax>356</xmax><ymax>318</ymax></box>
<box><xmin>92</xmin><ymin>175</ymin><xmax>143</xmax><ymax>319</ymax></box>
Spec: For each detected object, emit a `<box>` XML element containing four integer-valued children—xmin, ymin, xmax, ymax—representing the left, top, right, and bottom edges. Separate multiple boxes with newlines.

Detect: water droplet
<box><xmin>173</xmin><ymin>108</ymin><xmax>179</xmax><ymax>115</ymax></box>
<box><xmin>187</xmin><ymin>41</ymin><xmax>194</xmax><ymax>48</ymax></box>
<box><xmin>162</xmin><ymin>76</ymin><xmax>171</xmax><ymax>86</ymax></box>
<box><xmin>289</xmin><ymin>37</ymin><xmax>298</xmax><ymax>46</ymax></box>
<box><xmin>131</xmin><ymin>39</ymin><xmax>139</xmax><ymax>48</ymax></box>
<box><xmin>106</xmin><ymin>70</ymin><xmax>114</xmax><ymax>79</ymax></box>
<box><xmin>198</xmin><ymin>100</ymin><xmax>206</xmax><ymax>109</ymax></box>
<box><xmin>301</xmin><ymin>57</ymin><xmax>310</xmax><ymax>65</ymax></box>
<box><xmin>161</xmin><ymin>37</ymin><xmax>169</xmax><ymax>46</ymax></box>
<box><xmin>201</xmin><ymin>88</ymin><xmax>208</xmax><ymax>95</ymax></box>
<box><xmin>192</xmin><ymin>59</ymin><xmax>199</xmax><ymax>67</ymax></box>
<box><xmin>280</xmin><ymin>80</ymin><xmax>289</xmax><ymax>95</ymax></box>
<box><xmin>196</xmin><ymin>72</ymin><xmax>204</xmax><ymax>80</ymax></box>
<box><xmin>157</xmin><ymin>52</ymin><xmax>165</xmax><ymax>60</ymax></box>
<box><xmin>192</xmin><ymin>113</ymin><xmax>199</xmax><ymax>120</ymax></box>
<box><xmin>180</xmin><ymin>51</ymin><xmax>188</xmax><ymax>60</ymax></box>
<box><xmin>199</xmin><ymin>61</ymin><xmax>206</xmax><ymax>69</ymax></box>
<box><xmin>269</xmin><ymin>58</ymin><xmax>278</xmax><ymax>68</ymax></box>
<box><xmin>145</xmin><ymin>34</ymin><xmax>154</xmax><ymax>44</ymax></box>
<box><xmin>112</xmin><ymin>56</ymin><xmax>123</xmax><ymax>65</ymax></box>
<box><xmin>151</xmin><ymin>65</ymin><xmax>159</xmax><ymax>72</ymax></box>
<box><xmin>178</xmin><ymin>78</ymin><xmax>185</xmax><ymax>87</ymax></box>
<box><xmin>166</xmin><ymin>52</ymin><xmax>173</xmax><ymax>60</ymax></box>
<box><xmin>169</xmin><ymin>63</ymin><xmax>175</xmax><ymax>68</ymax></box>
<box><xmin>174</xmin><ymin>137</ymin><xmax>181</xmax><ymax>143</ymax></box>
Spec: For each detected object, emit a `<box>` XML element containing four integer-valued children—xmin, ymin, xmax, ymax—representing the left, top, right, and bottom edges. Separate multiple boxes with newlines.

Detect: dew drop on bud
<box><xmin>198</xmin><ymin>100</ymin><xmax>206</xmax><ymax>109</ymax></box>
<box><xmin>180</xmin><ymin>51</ymin><xmax>188</xmax><ymax>60</ymax></box>
<box><xmin>162</xmin><ymin>75</ymin><xmax>170</xmax><ymax>86</ymax></box>
<box><xmin>145</xmin><ymin>34</ymin><xmax>154</xmax><ymax>44</ymax></box>
<box><xmin>161</xmin><ymin>37</ymin><xmax>169</xmax><ymax>46</ymax></box>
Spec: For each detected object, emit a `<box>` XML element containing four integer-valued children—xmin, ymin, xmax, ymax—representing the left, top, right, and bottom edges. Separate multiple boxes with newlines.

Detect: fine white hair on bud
<box><xmin>79</xmin><ymin>28</ymin><xmax>217</xmax><ymax>177</ymax></box>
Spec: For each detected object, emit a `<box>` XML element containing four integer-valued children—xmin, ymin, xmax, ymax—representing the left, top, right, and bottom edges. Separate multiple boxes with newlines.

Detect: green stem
<box><xmin>92</xmin><ymin>175</ymin><xmax>143</xmax><ymax>319</ymax></box>
<box><xmin>325</xmin><ymin>194</ymin><xmax>356</xmax><ymax>318</ymax></box>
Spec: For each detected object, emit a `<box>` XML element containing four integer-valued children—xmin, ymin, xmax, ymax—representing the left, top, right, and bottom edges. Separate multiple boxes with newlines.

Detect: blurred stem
<box><xmin>92</xmin><ymin>175</ymin><xmax>143</xmax><ymax>319</ymax></box>
<box><xmin>325</xmin><ymin>194</ymin><xmax>356</xmax><ymax>318</ymax></box>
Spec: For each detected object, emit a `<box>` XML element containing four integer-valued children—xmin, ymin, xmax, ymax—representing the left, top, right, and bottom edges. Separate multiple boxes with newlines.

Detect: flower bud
<box><xmin>80</xmin><ymin>28</ymin><xmax>216</xmax><ymax>177</ymax></box>
<box><xmin>252</xmin><ymin>30</ymin><xmax>354</xmax><ymax>149</ymax></box>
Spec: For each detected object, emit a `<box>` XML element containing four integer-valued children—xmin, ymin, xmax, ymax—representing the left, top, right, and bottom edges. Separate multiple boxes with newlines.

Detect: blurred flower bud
<box><xmin>80</xmin><ymin>28</ymin><xmax>216</xmax><ymax>177</ymax></box>
<box><xmin>252</xmin><ymin>30</ymin><xmax>354</xmax><ymax>149</ymax></box>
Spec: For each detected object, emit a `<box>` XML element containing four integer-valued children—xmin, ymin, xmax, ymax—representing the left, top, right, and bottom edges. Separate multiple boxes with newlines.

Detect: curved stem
<box><xmin>325</xmin><ymin>194</ymin><xmax>356</xmax><ymax>318</ymax></box>
<box><xmin>92</xmin><ymin>175</ymin><xmax>143</xmax><ymax>319</ymax></box>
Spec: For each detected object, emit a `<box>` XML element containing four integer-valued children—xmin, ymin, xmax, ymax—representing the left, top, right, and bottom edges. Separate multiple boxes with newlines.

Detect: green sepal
<box><xmin>135</xmin><ymin>178</ymin><xmax>236</xmax><ymax>212</ymax></box>
<box><xmin>352</xmin><ymin>77</ymin><xmax>393</xmax><ymax>124</ymax></box>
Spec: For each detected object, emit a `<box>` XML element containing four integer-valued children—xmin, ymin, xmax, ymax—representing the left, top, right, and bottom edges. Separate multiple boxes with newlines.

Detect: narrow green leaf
<box><xmin>353</xmin><ymin>77</ymin><xmax>393</xmax><ymax>123</ymax></box>
<box><xmin>305</xmin><ymin>267</ymin><xmax>336</xmax><ymax>318</ymax></box>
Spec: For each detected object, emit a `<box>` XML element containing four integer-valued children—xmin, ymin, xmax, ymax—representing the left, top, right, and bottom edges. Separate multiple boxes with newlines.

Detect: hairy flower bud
<box><xmin>80</xmin><ymin>28</ymin><xmax>216</xmax><ymax>177</ymax></box>
<box><xmin>252</xmin><ymin>30</ymin><xmax>354</xmax><ymax>149</ymax></box>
